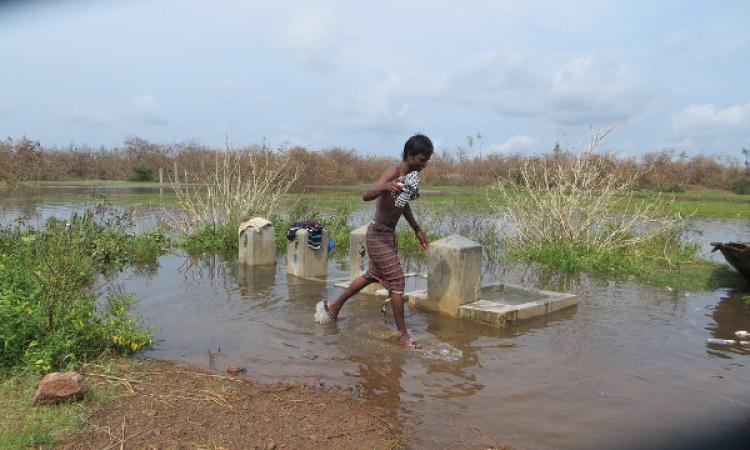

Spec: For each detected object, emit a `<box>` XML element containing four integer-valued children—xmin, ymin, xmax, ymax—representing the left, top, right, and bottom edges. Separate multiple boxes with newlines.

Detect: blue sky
<box><xmin>0</xmin><ymin>0</ymin><xmax>748</xmax><ymax>158</ymax></box>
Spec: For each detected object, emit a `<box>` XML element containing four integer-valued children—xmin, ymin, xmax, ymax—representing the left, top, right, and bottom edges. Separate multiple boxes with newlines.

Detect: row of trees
<box><xmin>0</xmin><ymin>136</ymin><xmax>747</xmax><ymax>191</ymax></box>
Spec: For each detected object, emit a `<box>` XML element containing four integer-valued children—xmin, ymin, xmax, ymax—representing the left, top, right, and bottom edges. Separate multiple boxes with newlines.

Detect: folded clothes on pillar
<box><xmin>393</xmin><ymin>171</ymin><xmax>420</xmax><ymax>208</ymax></box>
<box><xmin>286</xmin><ymin>220</ymin><xmax>324</xmax><ymax>249</ymax></box>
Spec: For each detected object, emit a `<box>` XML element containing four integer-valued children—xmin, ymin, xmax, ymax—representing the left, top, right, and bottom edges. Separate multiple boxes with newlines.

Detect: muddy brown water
<box><xmin>3</xmin><ymin>186</ymin><xmax>750</xmax><ymax>449</ymax></box>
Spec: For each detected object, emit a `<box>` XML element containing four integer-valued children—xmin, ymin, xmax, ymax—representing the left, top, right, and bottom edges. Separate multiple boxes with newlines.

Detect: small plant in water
<box><xmin>493</xmin><ymin>125</ymin><xmax>693</xmax><ymax>279</ymax></box>
<box><xmin>169</xmin><ymin>141</ymin><xmax>300</xmax><ymax>234</ymax></box>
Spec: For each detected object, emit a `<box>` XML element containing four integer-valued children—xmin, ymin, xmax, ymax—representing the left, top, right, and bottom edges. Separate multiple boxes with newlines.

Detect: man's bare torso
<box><xmin>372</xmin><ymin>165</ymin><xmax>406</xmax><ymax>229</ymax></box>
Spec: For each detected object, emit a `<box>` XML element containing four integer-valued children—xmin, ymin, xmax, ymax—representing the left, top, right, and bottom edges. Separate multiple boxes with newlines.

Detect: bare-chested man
<box><xmin>322</xmin><ymin>134</ymin><xmax>432</xmax><ymax>348</ymax></box>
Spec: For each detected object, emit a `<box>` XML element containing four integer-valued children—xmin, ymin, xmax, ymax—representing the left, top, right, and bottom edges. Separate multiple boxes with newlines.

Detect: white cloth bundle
<box><xmin>394</xmin><ymin>171</ymin><xmax>420</xmax><ymax>208</ymax></box>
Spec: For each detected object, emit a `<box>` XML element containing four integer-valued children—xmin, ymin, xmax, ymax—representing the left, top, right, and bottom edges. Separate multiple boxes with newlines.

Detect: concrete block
<box><xmin>349</xmin><ymin>224</ymin><xmax>384</xmax><ymax>295</ymax></box>
<box><xmin>238</xmin><ymin>218</ymin><xmax>275</xmax><ymax>266</ymax></box>
<box><xmin>287</xmin><ymin>228</ymin><xmax>328</xmax><ymax>279</ymax></box>
<box><xmin>457</xmin><ymin>283</ymin><xmax>577</xmax><ymax>327</ymax></box>
<box><xmin>425</xmin><ymin>234</ymin><xmax>482</xmax><ymax>315</ymax></box>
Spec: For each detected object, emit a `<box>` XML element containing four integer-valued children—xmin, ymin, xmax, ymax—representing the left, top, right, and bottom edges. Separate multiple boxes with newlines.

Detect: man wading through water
<box><xmin>319</xmin><ymin>134</ymin><xmax>432</xmax><ymax>348</ymax></box>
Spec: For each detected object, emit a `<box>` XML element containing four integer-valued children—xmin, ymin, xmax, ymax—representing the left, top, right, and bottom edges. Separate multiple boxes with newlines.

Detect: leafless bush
<box><xmin>167</xmin><ymin>142</ymin><xmax>301</xmax><ymax>234</ymax></box>
<box><xmin>495</xmin><ymin>125</ymin><xmax>685</xmax><ymax>252</ymax></box>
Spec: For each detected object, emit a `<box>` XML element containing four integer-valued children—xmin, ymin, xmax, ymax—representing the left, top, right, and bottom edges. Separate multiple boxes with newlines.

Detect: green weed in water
<box><xmin>0</xmin><ymin>208</ymin><xmax>166</xmax><ymax>372</ymax></box>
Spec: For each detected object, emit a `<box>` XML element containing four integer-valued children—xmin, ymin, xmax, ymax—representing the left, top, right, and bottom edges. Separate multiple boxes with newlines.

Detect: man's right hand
<box><xmin>386</xmin><ymin>180</ymin><xmax>404</xmax><ymax>194</ymax></box>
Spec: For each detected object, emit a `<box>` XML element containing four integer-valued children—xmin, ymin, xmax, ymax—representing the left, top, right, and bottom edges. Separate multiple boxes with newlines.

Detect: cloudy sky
<box><xmin>0</xmin><ymin>0</ymin><xmax>748</xmax><ymax>157</ymax></box>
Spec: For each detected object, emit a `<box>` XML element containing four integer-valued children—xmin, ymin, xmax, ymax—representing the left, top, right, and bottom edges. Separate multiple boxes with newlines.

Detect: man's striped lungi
<box><xmin>364</xmin><ymin>222</ymin><xmax>405</xmax><ymax>296</ymax></box>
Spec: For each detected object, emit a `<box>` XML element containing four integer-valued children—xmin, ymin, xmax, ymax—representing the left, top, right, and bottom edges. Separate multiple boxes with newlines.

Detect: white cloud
<box><xmin>424</xmin><ymin>50</ymin><xmax>541</xmax><ymax>117</ymax></box>
<box><xmin>490</xmin><ymin>134</ymin><xmax>538</xmax><ymax>154</ymax></box>
<box><xmin>424</xmin><ymin>52</ymin><xmax>648</xmax><ymax>127</ymax></box>
<box><xmin>672</xmin><ymin>102</ymin><xmax>750</xmax><ymax>135</ymax></box>
<box><xmin>546</xmin><ymin>55</ymin><xmax>646</xmax><ymax>125</ymax></box>
<box><xmin>64</xmin><ymin>105</ymin><xmax>109</xmax><ymax>126</ymax></box>
<box><xmin>324</xmin><ymin>73</ymin><xmax>413</xmax><ymax>134</ymax></box>
<box><xmin>127</xmin><ymin>95</ymin><xmax>169</xmax><ymax>125</ymax></box>
<box><xmin>280</xmin><ymin>9</ymin><xmax>342</xmax><ymax>70</ymax></box>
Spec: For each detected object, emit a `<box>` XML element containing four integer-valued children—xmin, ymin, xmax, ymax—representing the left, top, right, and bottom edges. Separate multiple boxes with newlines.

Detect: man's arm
<box><xmin>403</xmin><ymin>203</ymin><xmax>429</xmax><ymax>250</ymax></box>
<box><xmin>362</xmin><ymin>166</ymin><xmax>401</xmax><ymax>201</ymax></box>
<box><xmin>402</xmin><ymin>203</ymin><xmax>420</xmax><ymax>231</ymax></box>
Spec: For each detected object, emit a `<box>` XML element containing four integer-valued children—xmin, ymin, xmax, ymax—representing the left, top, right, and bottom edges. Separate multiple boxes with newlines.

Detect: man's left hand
<box><xmin>416</xmin><ymin>229</ymin><xmax>429</xmax><ymax>250</ymax></box>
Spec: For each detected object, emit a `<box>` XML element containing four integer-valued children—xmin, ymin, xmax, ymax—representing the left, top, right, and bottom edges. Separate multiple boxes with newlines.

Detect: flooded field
<box><xmin>3</xmin><ymin>186</ymin><xmax>750</xmax><ymax>449</ymax></box>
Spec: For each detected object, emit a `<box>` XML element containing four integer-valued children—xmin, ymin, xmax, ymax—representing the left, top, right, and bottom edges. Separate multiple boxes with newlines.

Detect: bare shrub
<box><xmin>167</xmin><ymin>142</ymin><xmax>301</xmax><ymax>234</ymax></box>
<box><xmin>495</xmin><ymin>125</ymin><xmax>685</xmax><ymax>253</ymax></box>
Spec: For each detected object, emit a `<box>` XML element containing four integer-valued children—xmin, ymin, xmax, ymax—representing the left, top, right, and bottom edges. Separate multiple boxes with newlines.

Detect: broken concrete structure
<box><xmin>407</xmin><ymin>234</ymin><xmax>577</xmax><ymax>327</ymax></box>
<box><xmin>423</xmin><ymin>234</ymin><xmax>483</xmax><ymax>315</ymax></box>
<box><xmin>287</xmin><ymin>228</ymin><xmax>328</xmax><ymax>279</ymax></box>
<box><xmin>238</xmin><ymin>217</ymin><xmax>276</xmax><ymax>266</ymax></box>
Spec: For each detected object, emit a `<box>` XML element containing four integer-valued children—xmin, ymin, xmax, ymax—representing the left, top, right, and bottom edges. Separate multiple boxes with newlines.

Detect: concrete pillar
<box><xmin>425</xmin><ymin>234</ymin><xmax>482</xmax><ymax>315</ymax></box>
<box><xmin>349</xmin><ymin>224</ymin><xmax>383</xmax><ymax>295</ymax></box>
<box><xmin>238</xmin><ymin>218</ymin><xmax>276</xmax><ymax>266</ymax></box>
<box><xmin>287</xmin><ymin>228</ymin><xmax>328</xmax><ymax>279</ymax></box>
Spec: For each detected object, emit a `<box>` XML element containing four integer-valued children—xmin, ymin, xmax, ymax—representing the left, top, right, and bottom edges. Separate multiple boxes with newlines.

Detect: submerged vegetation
<box><xmin>0</xmin><ymin>207</ymin><xmax>168</xmax><ymax>372</ymax></box>
<box><xmin>170</xmin><ymin>142</ymin><xmax>300</xmax><ymax>254</ymax></box>
<box><xmin>493</xmin><ymin>127</ymin><xmax>744</xmax><ymax>290</ymax></box>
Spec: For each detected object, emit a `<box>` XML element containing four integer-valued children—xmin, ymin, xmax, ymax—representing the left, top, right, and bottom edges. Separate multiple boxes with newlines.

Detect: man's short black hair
<box><xmin>403</xmin><ymin>134</ymin><xmax>434</xmax><ymax>161</ymax></box>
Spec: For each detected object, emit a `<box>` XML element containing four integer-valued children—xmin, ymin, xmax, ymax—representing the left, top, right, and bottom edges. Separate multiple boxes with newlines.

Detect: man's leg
<box><xmin>389</xmin><ymin>294</ymin><xmax>421</xmax><ymax>348</ymax></box>
<box><xmin>327</xmin><ymin>275</ymin><xmax>372</xmax><ymax>319</ymax></box>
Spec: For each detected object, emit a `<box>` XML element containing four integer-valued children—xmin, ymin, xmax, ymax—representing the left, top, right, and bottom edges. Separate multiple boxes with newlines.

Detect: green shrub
<box><xmin>657</xmin><ymin>183</ymin><xmax>685</xmax><ymax>193</ymax></box>
<box><xmin>181</xmin><ymin>221</ymin><xmax>239</xmax><ymax>254</ymax></box>
<box><xmin>129</xmin><ymin>164</ymin><xmax>153</xmax><ymax>181</ymax></box>
<box><xmin>0</xmin><ymin>209</ymin><xmax>166</xmax><ymax>371</ymax></box>
<box><xmin>731</xmin><ymin>176</ymin><xmax>750</xmax><ymax>195</ymax></box>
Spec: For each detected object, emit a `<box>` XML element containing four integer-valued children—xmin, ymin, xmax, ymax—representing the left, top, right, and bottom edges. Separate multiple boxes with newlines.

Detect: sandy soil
<box><xmin>59</xmin><ymin>359</ymin><xmax>405</xmax><ymax>449</ymax></box>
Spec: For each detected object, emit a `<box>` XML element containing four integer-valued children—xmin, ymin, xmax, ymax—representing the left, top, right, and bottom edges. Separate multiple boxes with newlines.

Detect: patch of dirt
<box><xmin>60</xmin><ymin>359</ymin><xmax>405</xmax><ymax>449</ymax></box>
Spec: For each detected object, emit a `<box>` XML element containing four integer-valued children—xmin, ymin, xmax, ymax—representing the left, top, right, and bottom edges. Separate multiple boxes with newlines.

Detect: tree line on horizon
<box><xmin>1</xmin><ymin>136</ymin><xmax>748</xmax><ymax>193</ymax></box>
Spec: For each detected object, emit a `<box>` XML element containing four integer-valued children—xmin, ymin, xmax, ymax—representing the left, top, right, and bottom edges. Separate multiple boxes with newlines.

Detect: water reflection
<box><xmin>705</xmin><ymin>288</ymin><xmax>750</xmax><ymax>358</ymax></box>
<box><xmin>233</xmin><ymin>263</ymin><xmax>277</xmax><ymax>296</ymax></box>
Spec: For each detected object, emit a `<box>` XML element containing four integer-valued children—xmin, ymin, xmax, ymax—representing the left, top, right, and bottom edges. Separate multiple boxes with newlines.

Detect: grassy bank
<box><xmin>0</xmin><ymin>360</ymin><xmax>124</xmax><ymax>448</ymax></box>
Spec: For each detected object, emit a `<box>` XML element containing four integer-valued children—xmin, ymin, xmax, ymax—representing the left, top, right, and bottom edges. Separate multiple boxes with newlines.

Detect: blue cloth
<box><xmin>286</xmin><ymin>220</ymin><xmax>324</xmax><ymax>250</ymax></box>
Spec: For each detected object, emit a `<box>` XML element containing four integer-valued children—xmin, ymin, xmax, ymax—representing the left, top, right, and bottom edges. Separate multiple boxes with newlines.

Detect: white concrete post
<box><xmin>349</xmin><ymin>224</ymin><xmax>383</xmax><ymax>295</ymax></box>
<box><xmin>238</xmin><ymin>218</ymin><xmax>276</xmax><ymax>266</ymax></box>
<box><xmin>425</xmin><ymin>234</ymin><xmax>482</xmax><ymax>315</ymax></box>
<box><xmin>287</xmin><ymin>228</ymin><xmax>328</xmax><ymax>279</ymax></box>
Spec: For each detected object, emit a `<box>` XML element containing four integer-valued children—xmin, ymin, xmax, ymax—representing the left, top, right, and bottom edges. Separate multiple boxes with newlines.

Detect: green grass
<box><xmin>0</xmin><ymin>356</ymin><xmax>146</xmax><ymax>449</ymax></box>
<box><xmin>21</xmin><ymin>180</ymin><xmax>159</xmax><ymax>186</ymax></box>
<box><xmin>513</xmin><ymin>239</ymin><xmax>746</xmax><ymax>291</ymax></box>
<box><xmin>0</xmin><ymin>368</ymin><xmax>111</xmax><ymax>449</ymax></box>
<box><xmin>630</xmin><ymin>190</ymin><xmax>750</xmax><ymax>219</ymax></box>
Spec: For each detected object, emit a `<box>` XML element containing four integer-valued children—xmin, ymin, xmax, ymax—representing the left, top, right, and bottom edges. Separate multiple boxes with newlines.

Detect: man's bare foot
<box><xmin>398</xmin><ymin>330</ymin><xmax>421</xmax><ymax>349</ymax></box>
<box><xmin>325</xmin><ymin>301</ymin><xmax>339</xmax><ymax>320</ymax></box>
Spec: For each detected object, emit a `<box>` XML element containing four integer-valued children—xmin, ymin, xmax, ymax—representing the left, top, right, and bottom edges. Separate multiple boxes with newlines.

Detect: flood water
<box><xmin>3</xmin><ymin>186</ymin><xmax>750</xmax><ymax>449</ymax></box>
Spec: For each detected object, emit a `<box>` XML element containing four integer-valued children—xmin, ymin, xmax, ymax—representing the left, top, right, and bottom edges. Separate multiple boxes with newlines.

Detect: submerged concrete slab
<box><xmin>408</xmin><ymin>283</ymin><xmax>577</xmax><ymax>327</ymax></box>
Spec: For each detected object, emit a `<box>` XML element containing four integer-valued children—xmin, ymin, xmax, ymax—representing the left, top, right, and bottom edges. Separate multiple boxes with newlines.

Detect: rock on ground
<box><xmin>33</xmin><ymin>372</ymin><xmax>86</xmax><ymax>405</ymax></box>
